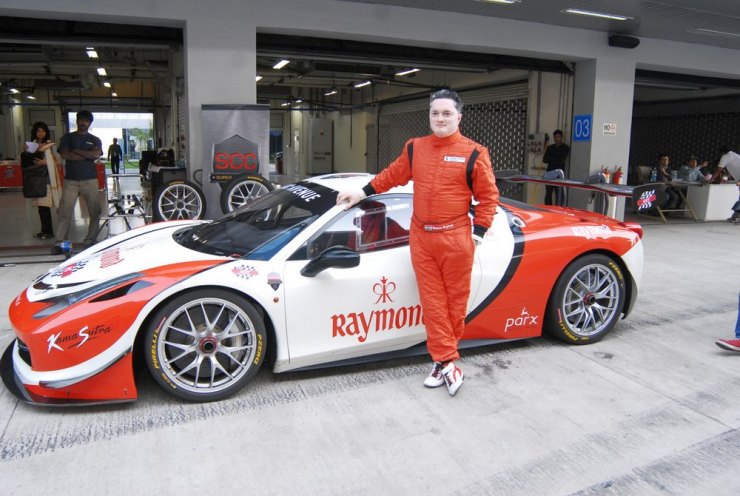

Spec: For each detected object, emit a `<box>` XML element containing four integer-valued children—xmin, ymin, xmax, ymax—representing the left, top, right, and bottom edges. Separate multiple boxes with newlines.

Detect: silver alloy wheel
<box><xmin>561</xmin><ymin>263</ymin><xmax>620</xmax><ymax>337</ymax></box>
<box><xmin>157</xmin><ymin>182</ymin><xmax>205</xmax><ymax>220</ymax></box>
<box><xmin>226</xmin><ymin>179</ymin><xmax>270</xmax><ymax>211</ymax></box>
<box><xmin>156</xmin><ymin>297</ymin><xmax>258</xmax><ymax>394</ymax></box>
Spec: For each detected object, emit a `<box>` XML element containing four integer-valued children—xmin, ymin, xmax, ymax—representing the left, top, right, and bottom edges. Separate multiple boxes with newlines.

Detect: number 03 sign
<box><xmin>573</xmin><ymin>114</ymin><xmax>592</xmax><ymax>142</ymax></box>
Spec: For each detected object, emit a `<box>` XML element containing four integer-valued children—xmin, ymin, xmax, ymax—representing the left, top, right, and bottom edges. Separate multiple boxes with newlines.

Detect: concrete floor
<box><xmin>0</xmin><ymin>188</ymin><xmax>738</xmax><ymax>495</ymax></box>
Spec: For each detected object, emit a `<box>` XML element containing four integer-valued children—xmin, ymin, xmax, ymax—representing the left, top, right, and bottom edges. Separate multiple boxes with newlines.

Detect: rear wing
<box><xmin>496</xmin><ymin>170</ymin><xmax>672</xmax><ymax>214</ymax></box>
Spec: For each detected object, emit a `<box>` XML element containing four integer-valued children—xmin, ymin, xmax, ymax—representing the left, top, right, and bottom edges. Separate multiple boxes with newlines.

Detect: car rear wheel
<box><xmin>153</xmin><ymin>179</ymin><xmax>207</xmax><ymax>221</ymax></box>
<box><xmin>219</xmin><ymin>174</ymin><xmax>274</xmax><ymax>213</ymax></box>
<box><xmin>144</xmin><ymin>289</ymin><xmax>266</xmax><ymax>401</ymax></box>
<box><xmin>544</xmin><ymin>254</ymin><xmax>625</xmax><ymax>344</ymax></box>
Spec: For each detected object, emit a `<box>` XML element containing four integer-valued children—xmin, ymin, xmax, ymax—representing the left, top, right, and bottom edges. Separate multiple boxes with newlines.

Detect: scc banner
<box><xmin>200</xmin><ymin>104</ymin><xmax>270</xmax><ymax>219</ymax></box>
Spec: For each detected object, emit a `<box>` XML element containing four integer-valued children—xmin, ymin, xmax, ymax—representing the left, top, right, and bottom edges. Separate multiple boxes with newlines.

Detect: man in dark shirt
<box><xmin>107</xmin><ymin>137</ymin><xmax>123</xmax><ymax>175</ymax></box>
<box><xmin>52</xmin><ymin>110</ymin><xmax>103</xmax><ymax>253</ymax></box>
<box><xmin>656</xmin><ymin>153</ymin><xmax>680</xmax><ymax>210</ymax></box>
<box><xmin>542</xmin><ymin>129</ymin><xmax>570</xmax><ymax>205</ymax></box>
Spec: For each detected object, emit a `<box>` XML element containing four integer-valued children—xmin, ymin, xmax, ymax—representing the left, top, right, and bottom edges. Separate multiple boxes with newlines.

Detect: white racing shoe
<box><xmin>423</xmin><ymin>361</ymin><xmax>445</xmax><ymax>388</ymax></box>
<box><xmin>441</xmin><ymin>361</ymin><xmax>464</xmax><ymax>396</ymax></box>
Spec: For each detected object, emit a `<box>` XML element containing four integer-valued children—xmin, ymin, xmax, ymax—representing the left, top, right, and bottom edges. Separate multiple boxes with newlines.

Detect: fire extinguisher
<box><xmin>612</xmin><ymin>166</ymin><xmax>623</xmax><ymax>184</ymax></box>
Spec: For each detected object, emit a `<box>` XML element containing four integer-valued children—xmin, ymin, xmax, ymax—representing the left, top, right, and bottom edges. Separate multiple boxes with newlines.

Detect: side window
<box><xmin>307</xmin><ymin>196</ymin><xmax>411</xmax><ymax>257</ymax></box>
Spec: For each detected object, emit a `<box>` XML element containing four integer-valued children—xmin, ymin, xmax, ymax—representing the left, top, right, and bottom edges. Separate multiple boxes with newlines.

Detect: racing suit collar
<box><xmin>430</xmin><ymin>130</ymin><xmax>462</xmax><ymax>147</ymax></box>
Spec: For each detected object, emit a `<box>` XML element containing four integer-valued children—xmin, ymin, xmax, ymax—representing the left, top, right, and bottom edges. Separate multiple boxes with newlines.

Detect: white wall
<box><xmin>2</xmin><ymin>0</ymin><xmax>739</xmax><ymax>189</ymax></box>
<box><xmin>333</xmin><ymin>110</ymin><xmax>370</xmax><ymax>173</ymax></box>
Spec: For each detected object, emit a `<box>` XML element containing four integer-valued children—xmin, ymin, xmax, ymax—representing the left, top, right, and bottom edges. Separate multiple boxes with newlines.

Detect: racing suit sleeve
<box><xmin>362</xmin><ymin>139</ymin><xmax>414</xmax><ymax>197</ymax></box>
<box><xmin>470</xmin><ymin>147</ymin><xmax>499</xmax><ymax>237</ymax></box>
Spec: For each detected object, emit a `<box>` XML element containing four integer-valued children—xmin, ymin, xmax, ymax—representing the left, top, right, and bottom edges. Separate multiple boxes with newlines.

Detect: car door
<box><xmin>282</xmin><ymin>195</ymin><xmax>428</xmax><ymax>370</ymax></box>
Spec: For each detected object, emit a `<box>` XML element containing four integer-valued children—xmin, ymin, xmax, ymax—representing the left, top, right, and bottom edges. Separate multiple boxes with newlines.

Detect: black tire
<box><xmin>144</xmin><ymin>289</ymin><xmax>267</xmax><ymax>402</ymax></box>
<box><xmin>153</xmin><ymin>179</ymin><xmax>207</xmax><ymax>221</ymax></box>
<box><xmin>544</xmin><ymin>254</ymin><xmax>626</xmax><ymax>344</ymax></box>
<box><xmin>219</xmin><ymin>174</ymin><xmax>274</xmax><ymax>213</ymax></box>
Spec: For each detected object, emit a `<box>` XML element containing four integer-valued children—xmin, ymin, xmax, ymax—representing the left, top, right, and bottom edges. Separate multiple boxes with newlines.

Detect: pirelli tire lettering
<box><xmin>545</xmin><ymin>254</ymin><xmax>626</xmax><ymax>344</ymax></box>
<box><xmin>144</xmin><ymin>289</ymin><xmax>267</xmax><ymax>402</ymax></box>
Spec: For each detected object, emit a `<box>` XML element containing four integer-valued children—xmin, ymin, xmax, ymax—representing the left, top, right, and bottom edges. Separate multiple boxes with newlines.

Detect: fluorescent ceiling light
<box><xmin>689</xmin><ymin>28</ymin><xmax>740</xmax><ymax>38</ymax></box>
<box><xmin>294</xmin><ymin>98</ymin><xmax>303</xmax><ymax>103</ymax></box>
<box><xmin>273</xmin><ymin>59</ymin><xmax>290</xmax><ymax>70</ymax></box>
<box><xmin>97</xmin><ymin>67</ymin><xmax>107</xmax><ymax>76</ymax></box>
<box><xmin>255</xmin><ymin>75</ymin><xmax>263</xmax><ymax>82</ymax></box>
<box><xmin>103</xmin><ymin>81</ymin><xmax>111</xmax><ymax>88</ymax></box>
<box><xmin>86</xmin><ymin>48</ymin><xmax>98</xmax><ymax>59</ymax></box>
<box><xmin>9</xmin><ymin>88</ymin><xmax>19</xmax><ymax>94</ymax></box>
<box><xmin>475</xmin><ymin>0</ymin><xmax>521</xmax><ymax>4</ymax></box>
<box><xmin>354</xmin><ymin>80</ymin><xmax>372</xmax><ymax>88</ymax></box>
<box><xmin>563</xmin><ymin>8</ymin><xmax>632</xmax><ymax>21</ymax></box>
<box><xmin>111</xmin><ymin>92</ymin><xmax>118</xmax><ymax>97</ymax></box>
<box><xmin>26</xmin><ymin>95</ymin><xmax>35</xmax><ymax>100</ymax></box>
<box><xmin>395</xmin><ymin>68</ymin><xmax>420</xmax><ymax>77</ymax></box>
<box><xmin>281</xmin><ymin>101</ymin><xmax>290</xmax><ymax>107</ymax></box>
<box><xmin>324</xmin><ymin>89</ymin><xmax>338</xmax><ymax>96</ymax></box>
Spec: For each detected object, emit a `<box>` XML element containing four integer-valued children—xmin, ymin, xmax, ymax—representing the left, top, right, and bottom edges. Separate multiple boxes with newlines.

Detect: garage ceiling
<box><xmin>339</xmin><ymin>0</ymin><xmax>740</xmax><ymax>51</ymax></box>
<box><xmin>1</xmin><ymin>1</ymin><xmax>740</xmax><ymax>109</ymax></box>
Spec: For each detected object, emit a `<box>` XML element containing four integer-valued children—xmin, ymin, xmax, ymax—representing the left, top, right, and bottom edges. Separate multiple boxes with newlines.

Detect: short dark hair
<box><xmin>430</xmin><ymin>89</ymin><xmax>463</xmax><ymax>113</ymax></box>
<box><xmin>77</xmin><ymin>110</ymin><xmax>94</xmax><ymax>123</ymax></box>
<box><xmin>30</xmin><ymin>121</ymin><xmax>50</xmax><ymax>139</ymax></box>
<box><xmin>553</xmin><ymin>129</ymin><xmax>563</xmax><ymax>137</ymax></box>
<box><xmin>658</xmin><ymin>153</ymin><xmax>670</xmax><ymax>160</ymax></box>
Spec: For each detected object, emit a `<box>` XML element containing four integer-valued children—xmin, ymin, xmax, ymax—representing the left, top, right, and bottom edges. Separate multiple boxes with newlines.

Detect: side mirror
<box><xmin>301</xmin><ymin>246</ymin><xmax>360</xmax><ymax>277</ymax></box>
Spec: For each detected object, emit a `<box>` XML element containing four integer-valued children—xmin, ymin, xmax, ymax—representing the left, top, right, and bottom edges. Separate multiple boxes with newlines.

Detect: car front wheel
<box><xmin>144</xmin><ymin>289</ymin><xmax>266</xmax><ymax>401</ymax></box>
<box><xmin>545</xmin><ymin>254</ymin><xmax>626</xmax><ymax>344</ymax></box>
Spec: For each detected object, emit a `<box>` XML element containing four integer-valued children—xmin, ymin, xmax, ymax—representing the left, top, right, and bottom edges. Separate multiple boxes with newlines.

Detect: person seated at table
<box><xmin>677</xmin><ymin>156</ymin><xmax>709</xmax><ymax>183</ymax></box>
<box><xmin>656</xmin><ymin>153</ymin><xmax>680</xmax><ymax>209</ymax></box>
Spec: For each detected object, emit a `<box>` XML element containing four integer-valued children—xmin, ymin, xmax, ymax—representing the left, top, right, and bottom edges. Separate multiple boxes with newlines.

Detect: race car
<box><xmin>1</xmin><ymin>173</ymin><xmax>643</xmax><ymax>406</ymax></box>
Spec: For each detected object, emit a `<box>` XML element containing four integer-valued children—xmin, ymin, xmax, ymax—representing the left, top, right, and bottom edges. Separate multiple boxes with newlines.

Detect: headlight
<box><xmin>33</xmin><ymin>273</ymin><xmax>148</xmax><ymax>319</ymax></box>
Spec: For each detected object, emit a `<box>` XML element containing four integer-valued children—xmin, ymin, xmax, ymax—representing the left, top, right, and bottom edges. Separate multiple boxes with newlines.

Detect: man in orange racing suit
<box><xmin>337</xmin><ymin>89</ymin><xmax>499</xmax><ymax>396</ymax></box>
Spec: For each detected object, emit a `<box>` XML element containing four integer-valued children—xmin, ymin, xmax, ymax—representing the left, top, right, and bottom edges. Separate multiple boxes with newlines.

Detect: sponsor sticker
<box><xmin>267</xmin><ymin>272</ymin><xmax>282</xmax><ymax>291</ymax></box>
<box><xmin>100</xmin><ymin>247</ymin><xmax>123</xmax><ymax>268</ymax></box>
<box><xmin>504</xmin><ymin>307</ymin><xmax>539</xmax><ymax>333</ymax></box>
<box><xmin>232</xmin><ymin>264</ymin><xmax>258</xmax><ymax>279</ymax></box>
<box><xmin>444</xmin><ymin>156</ymin><xmax>466</xmax><ymax>163</ymax></box>
<box><xmin>283</xmin><ymin>184</ymin><xmax>321</xmax><ymax>202</ymax></box>
<box><xmin>571</xmin><ymin>225</ymin><xmax>611</xmax><ymax>239</ymax></box>
<box><xmin>331</xmin><ymin>276</ymin><xmax>422</xmax><ymax>343</ymax></box>
<box><xmin>636</xmin><ymin>189</ymin><xmax>657</xmax><ymax>211</ymax></box>
<box><xmin>51</xmin><ymin>260</ymin><xmax>88</xmax><ymax>278</ymax></box>
<box><xmin>46</xmin><ymin>324</ymin><xmax>113</xmax><ymax>353</ymax></box>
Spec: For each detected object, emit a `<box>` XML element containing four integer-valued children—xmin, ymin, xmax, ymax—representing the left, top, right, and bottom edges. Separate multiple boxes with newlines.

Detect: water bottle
<box><xmin>61</xmin><ymin>240</ymin><xmax>72</xmax><ymax>259</ymax></box>
<box><xmin>650</xmin><ymin>167</ymin><xmax>657</xmax><ymax>182</ymax></box>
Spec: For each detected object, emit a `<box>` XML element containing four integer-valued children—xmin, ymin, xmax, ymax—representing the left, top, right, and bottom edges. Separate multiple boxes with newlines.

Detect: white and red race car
<box><xmin>1</xmin><ymin>173</ymin><xmax>643</xmax><ymax>405</ymax></box>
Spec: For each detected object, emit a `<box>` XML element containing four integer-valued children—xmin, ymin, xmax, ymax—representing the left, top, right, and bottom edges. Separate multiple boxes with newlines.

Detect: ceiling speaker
<box><xmin>609</xmin><ymin>34</ymin><xmax>640</xmax><ymax>49</ymax></box>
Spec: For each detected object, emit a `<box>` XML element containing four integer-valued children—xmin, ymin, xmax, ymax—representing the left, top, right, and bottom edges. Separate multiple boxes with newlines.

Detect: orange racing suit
<box><xmin>362</xmin><ymin>130</ymin><xmax>499</xmax><ymax>362</ymax></box>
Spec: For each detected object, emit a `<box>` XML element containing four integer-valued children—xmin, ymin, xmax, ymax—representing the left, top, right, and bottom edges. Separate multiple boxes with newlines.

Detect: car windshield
<box><xmin>178</xmin><ymin>182</ymin><xmax>336</xmax><ymax>259</ymax></box>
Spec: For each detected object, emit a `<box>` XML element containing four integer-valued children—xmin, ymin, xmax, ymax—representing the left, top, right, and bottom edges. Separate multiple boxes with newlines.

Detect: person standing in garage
<box><xmin>337</xmin><ymin>89</ymin><xmax>499</xmax><ymax>396</ymax></box>
<box><xmin>542</xmin><ymin>129</ymin><xmax>570</xmax><ymax>205</ymax></box>
<box><xmin>52</xmin><ymin>110</ymin><xmax>103</xmax><ymax>254</ymax></box>
<box><xmin>107</xmin><ymin>137</ymin><xmax>123</xmax><ymax>175</ymax></box>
